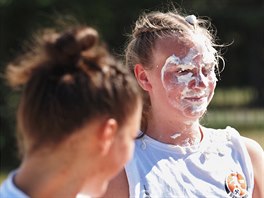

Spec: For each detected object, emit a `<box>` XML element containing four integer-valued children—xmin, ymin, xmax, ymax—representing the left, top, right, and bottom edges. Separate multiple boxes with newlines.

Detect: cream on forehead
<box><xmin>191</xmin><ymin>33</ymin><xmax>217</xmax><ymax>64</ymax></box>
<box><xmin>181</xmin><ymin>48</ymin><xmax>199</xmax><ymax>65</ymax></box>
<box><xmin>161</xmin><ymin>46</ymin><xmax>215</xmax><ymax>71</ymax></box>
<box><xmin>161</xmin><ymin>48</ymin><xmax>198</xmax><ymax>68</ymax></box>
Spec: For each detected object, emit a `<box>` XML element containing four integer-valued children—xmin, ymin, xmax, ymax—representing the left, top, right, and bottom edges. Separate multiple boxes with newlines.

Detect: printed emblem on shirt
<box><xmin>225</xmin><ymin>172</ymin><xmax>248</xmax><ymax>198</ymax></box>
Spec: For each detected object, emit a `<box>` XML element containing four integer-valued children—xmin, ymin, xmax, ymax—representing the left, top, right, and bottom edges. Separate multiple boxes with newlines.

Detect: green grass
<box><xmin>203</xmin><ymin>108</ymin><xmax>264</xmax><ymax>129</ymax></box>
<box><xmin>204</xmin><ymin>87</ymin><xmax>264</xmax><ymax>148</ymax></box>
<box><xmin>211</xmin><ymin>87</ymin><xmax>257</xmax><ymax>107</ymax></box>
<box><xmin>202</xmin><ymin>108</ymin><xmax>264</xmax><ymax>148</ymax></box>
<box><xmin>0</xmin><ymin>172</ymin><xmax>8</xmax><ymax>185</ymax></box>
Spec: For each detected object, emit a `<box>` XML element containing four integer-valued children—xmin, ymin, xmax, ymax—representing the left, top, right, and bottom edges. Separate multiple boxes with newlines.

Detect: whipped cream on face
<box><xmin>191</xmin><ymin>33</ymin><xmax>217</xmax><ymax>65</ymax></box>
<box><xmin>170</xmin><ymin>132</ymin><xmax>181</xmax><ymax>139</ymax></box>
<box><xmin>169</xmin><ymin>121</ymin><xmax>201</xmax><ymax>146</ymax></box>
<box><xmin>161</xmin><ymin>46</ymin><xmax>217</xmax><ymax>117</ymax></box>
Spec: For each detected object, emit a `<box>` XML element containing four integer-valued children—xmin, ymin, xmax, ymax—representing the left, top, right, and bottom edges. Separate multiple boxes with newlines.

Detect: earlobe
<box><xmin>134</xmin><ymin>64</ymin><xmax>152</xmax><ymax>91</ymax></box>
<box><xmin>99</xmin><ymin>118</ymin><xmax>118</xmax><ymax>156</ymax></box>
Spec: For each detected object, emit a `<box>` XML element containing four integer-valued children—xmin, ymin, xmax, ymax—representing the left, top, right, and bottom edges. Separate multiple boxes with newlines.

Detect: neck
<box><xmin>15</xmin><ymin>154</ymin><xmax>83</xmax><ymax>198</ymax></box>
<box><xmin>15</xmin><ymin>147</ymin><xmax>104</xmax><ymax>197</ymax></box>
<box><xmin>146</xmin><ymin>110</ymin><xmax>202</xmax><ymax>146</ymax></box>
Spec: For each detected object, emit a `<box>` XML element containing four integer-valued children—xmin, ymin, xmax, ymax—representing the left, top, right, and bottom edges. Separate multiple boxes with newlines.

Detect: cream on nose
<box><xmin>188</xmin><ymin>73</ymin><xmax>207</xmax><ymax>88</ymax></box>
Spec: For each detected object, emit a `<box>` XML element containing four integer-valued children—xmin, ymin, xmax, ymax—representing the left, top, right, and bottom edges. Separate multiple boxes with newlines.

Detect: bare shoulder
<box><xmin>242</xmin><ymin>136</ymin><xmax>263</xmax><ymax>169</ymax></box>
<box><xmin>242</xmin><ymin>136</ymin><xmax>264</xmax><ymax>197</ymax></box>
<box><xmin>242</xmin><ymin>136</ymin><xmax>263</xmax><ymax>159</ymax></box>
<box><xmin>100</xmin><ymin>169</ymin><xmax>129</xmax><ymax>198</ymax></box>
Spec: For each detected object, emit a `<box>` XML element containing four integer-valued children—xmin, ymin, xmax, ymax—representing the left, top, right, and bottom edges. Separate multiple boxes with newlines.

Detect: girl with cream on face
<box><xmin>102</xmin><ymin>9</ymin><xmax>264</xmax><ymax>198</ymax></box>
<box><xmin>161</xmin><ymin>40</ymin><xmax>217</xmax><ymax>120</ymax></box>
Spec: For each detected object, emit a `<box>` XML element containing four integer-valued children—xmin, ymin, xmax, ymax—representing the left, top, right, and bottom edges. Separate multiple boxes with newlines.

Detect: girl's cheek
<box><xmin>208</xmin><ymin>74</ymin><xmax>216</xmax><ymax>86</ymax></box>
<box><xmin>207</xmin><ymin>79</ymin><xmax>217</xmax><ymax>101</ymax></box>
<box><xmin>208</xmin><ymin>72</ymin><xmax>218</xmax><ymax>84</ymax></box>
<box><xmin>162</xmin><ymin>71</ymin><xmax>193</xmax><ymax>91</ymax></box>
<box><xmin>162</xmin><ymin>72</ymin><xmax>178</xmax><ymax>90</ymax></box>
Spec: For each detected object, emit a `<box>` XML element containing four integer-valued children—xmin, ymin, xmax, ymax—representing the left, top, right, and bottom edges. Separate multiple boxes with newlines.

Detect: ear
<box><xmin>134</xmin><ymin>64</ymin><xmax>152</xmax><ymax>91</ymax></box>
<box><xmin>99</xmin><ymin>118</ymin><xmax>118</xmax><ymax>156</ymax></box>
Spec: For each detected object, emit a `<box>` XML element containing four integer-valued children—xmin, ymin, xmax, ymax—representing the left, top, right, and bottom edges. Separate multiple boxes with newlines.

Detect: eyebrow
<box><xmin>176</xmin><ymin>64</ymin><xmax>196</xmax><ymax>70</ymax></box>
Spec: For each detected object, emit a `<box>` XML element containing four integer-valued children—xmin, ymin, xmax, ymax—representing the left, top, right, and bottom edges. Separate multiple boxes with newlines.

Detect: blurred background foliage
<box><xmin>0</xmin><ymin>0</ymin><xmax>263</xmax><ymax>172</ymax></box>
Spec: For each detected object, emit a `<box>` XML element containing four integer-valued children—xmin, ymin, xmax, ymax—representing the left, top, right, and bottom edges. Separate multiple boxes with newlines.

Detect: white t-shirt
<box><xmin>1</xmin><ymin>171</ymin><xmax>91</xmax><ymax>198</ymax></box>
<box><xmin>0</xmin><ymin>171</ymin><xmax>29</xmax><ymax>198</ymax></box>
<box><xmin>125</xmin><ymin>126</ymin><xmax>254</xmax><ymax>198</ymax></box>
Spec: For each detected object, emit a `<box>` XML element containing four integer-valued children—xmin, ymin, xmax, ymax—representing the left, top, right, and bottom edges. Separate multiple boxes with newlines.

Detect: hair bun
<box><xmin>46</xmin><ymin>27</ymin><xmax>99</xmax><ymax>66</ymax></box>
<box><xmin>54</xmin><ymin>31</ymin><xmax>79</xmax><ymax>58</ymax></box>
<box><xmin>76</xmin><ymin>27</ymin><xmax>99</xmax><ymax>50</ymax></box>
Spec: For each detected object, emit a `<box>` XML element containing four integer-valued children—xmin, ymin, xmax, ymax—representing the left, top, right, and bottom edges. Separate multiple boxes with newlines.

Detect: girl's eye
<box><xmin>178</xmin><ymin>69</ymin><xmax>192</xmax><ymax>75</ymax></box>
<box><xmin>163</xmin><ymin>65</ymin><xmax>194</xmax><ymax>76</ymax></box>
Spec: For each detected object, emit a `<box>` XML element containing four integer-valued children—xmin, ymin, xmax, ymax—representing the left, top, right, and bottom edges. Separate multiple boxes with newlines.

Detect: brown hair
<box><xmin>6</xmin><ymin>25</ymin><xmax>141</xmax><ymax>154</ymax></box>
<box><xmin>125</xmin><ymin>9</ymin><xmax>223</xmax><ymax>132</ymax></box>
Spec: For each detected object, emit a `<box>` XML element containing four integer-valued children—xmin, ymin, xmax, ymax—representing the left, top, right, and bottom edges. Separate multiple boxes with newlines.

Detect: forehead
<box><xmin>152</xmin><ymin>35</ymin><xmax>214</xmax><ymax>66</ymax></box>
<box><xmin>153</xmin><ymin>36</ymin><xmax>193</xmax><ymax>60</ymax></box>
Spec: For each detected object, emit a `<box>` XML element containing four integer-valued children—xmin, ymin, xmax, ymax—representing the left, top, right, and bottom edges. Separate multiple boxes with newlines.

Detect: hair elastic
<box><xmin>185</xmin><ymin>15</ymin><xmax>197</xmax><ymax>27</ymax></box>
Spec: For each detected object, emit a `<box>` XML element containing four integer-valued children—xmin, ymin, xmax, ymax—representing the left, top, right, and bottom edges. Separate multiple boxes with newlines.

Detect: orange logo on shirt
<box><xmin>225</xmin><ymin>172</ymin><xmax>248</xmax><ymax>198</ymax></box>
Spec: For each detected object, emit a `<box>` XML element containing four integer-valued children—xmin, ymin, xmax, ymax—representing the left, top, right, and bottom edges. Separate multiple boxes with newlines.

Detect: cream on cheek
<box><xmin>161</xmin><ymin>48</ymin><xmax>217</xmax><ymax>116</ymax></box>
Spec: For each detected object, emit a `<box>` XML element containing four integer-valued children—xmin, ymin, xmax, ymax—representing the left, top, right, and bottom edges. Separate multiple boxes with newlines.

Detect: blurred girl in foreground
<box><xmin>0</xmin><ymin>23</ymin><xmax>142</xmax><ymax>198</ymax></box>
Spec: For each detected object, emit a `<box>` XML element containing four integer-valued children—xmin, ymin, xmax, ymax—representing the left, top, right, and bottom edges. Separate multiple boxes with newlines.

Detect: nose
<box><xmin>188</xmin><ymin>73</ymin><xmax>207</xmax><ymax>89</ymax></box>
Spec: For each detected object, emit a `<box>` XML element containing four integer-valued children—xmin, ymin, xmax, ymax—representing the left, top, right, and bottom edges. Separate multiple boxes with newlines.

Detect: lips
<box><xmin>184</xmin><ymin>96</ymin><xmax>207</xmax><ymax>102</ymax></box>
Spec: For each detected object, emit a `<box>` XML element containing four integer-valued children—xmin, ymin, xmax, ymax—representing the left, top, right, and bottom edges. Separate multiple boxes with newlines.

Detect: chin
<box><xmin>183</xmin><ymin>108</ymin><xmax>206</xmax><ymax>120</ymax></box>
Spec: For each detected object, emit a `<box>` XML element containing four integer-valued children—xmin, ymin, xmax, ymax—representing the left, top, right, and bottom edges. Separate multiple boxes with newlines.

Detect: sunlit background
<box><xmin>1</xmin><ymin>0</ymin><xmax>263</xmax><ymax>182</ymax></box>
